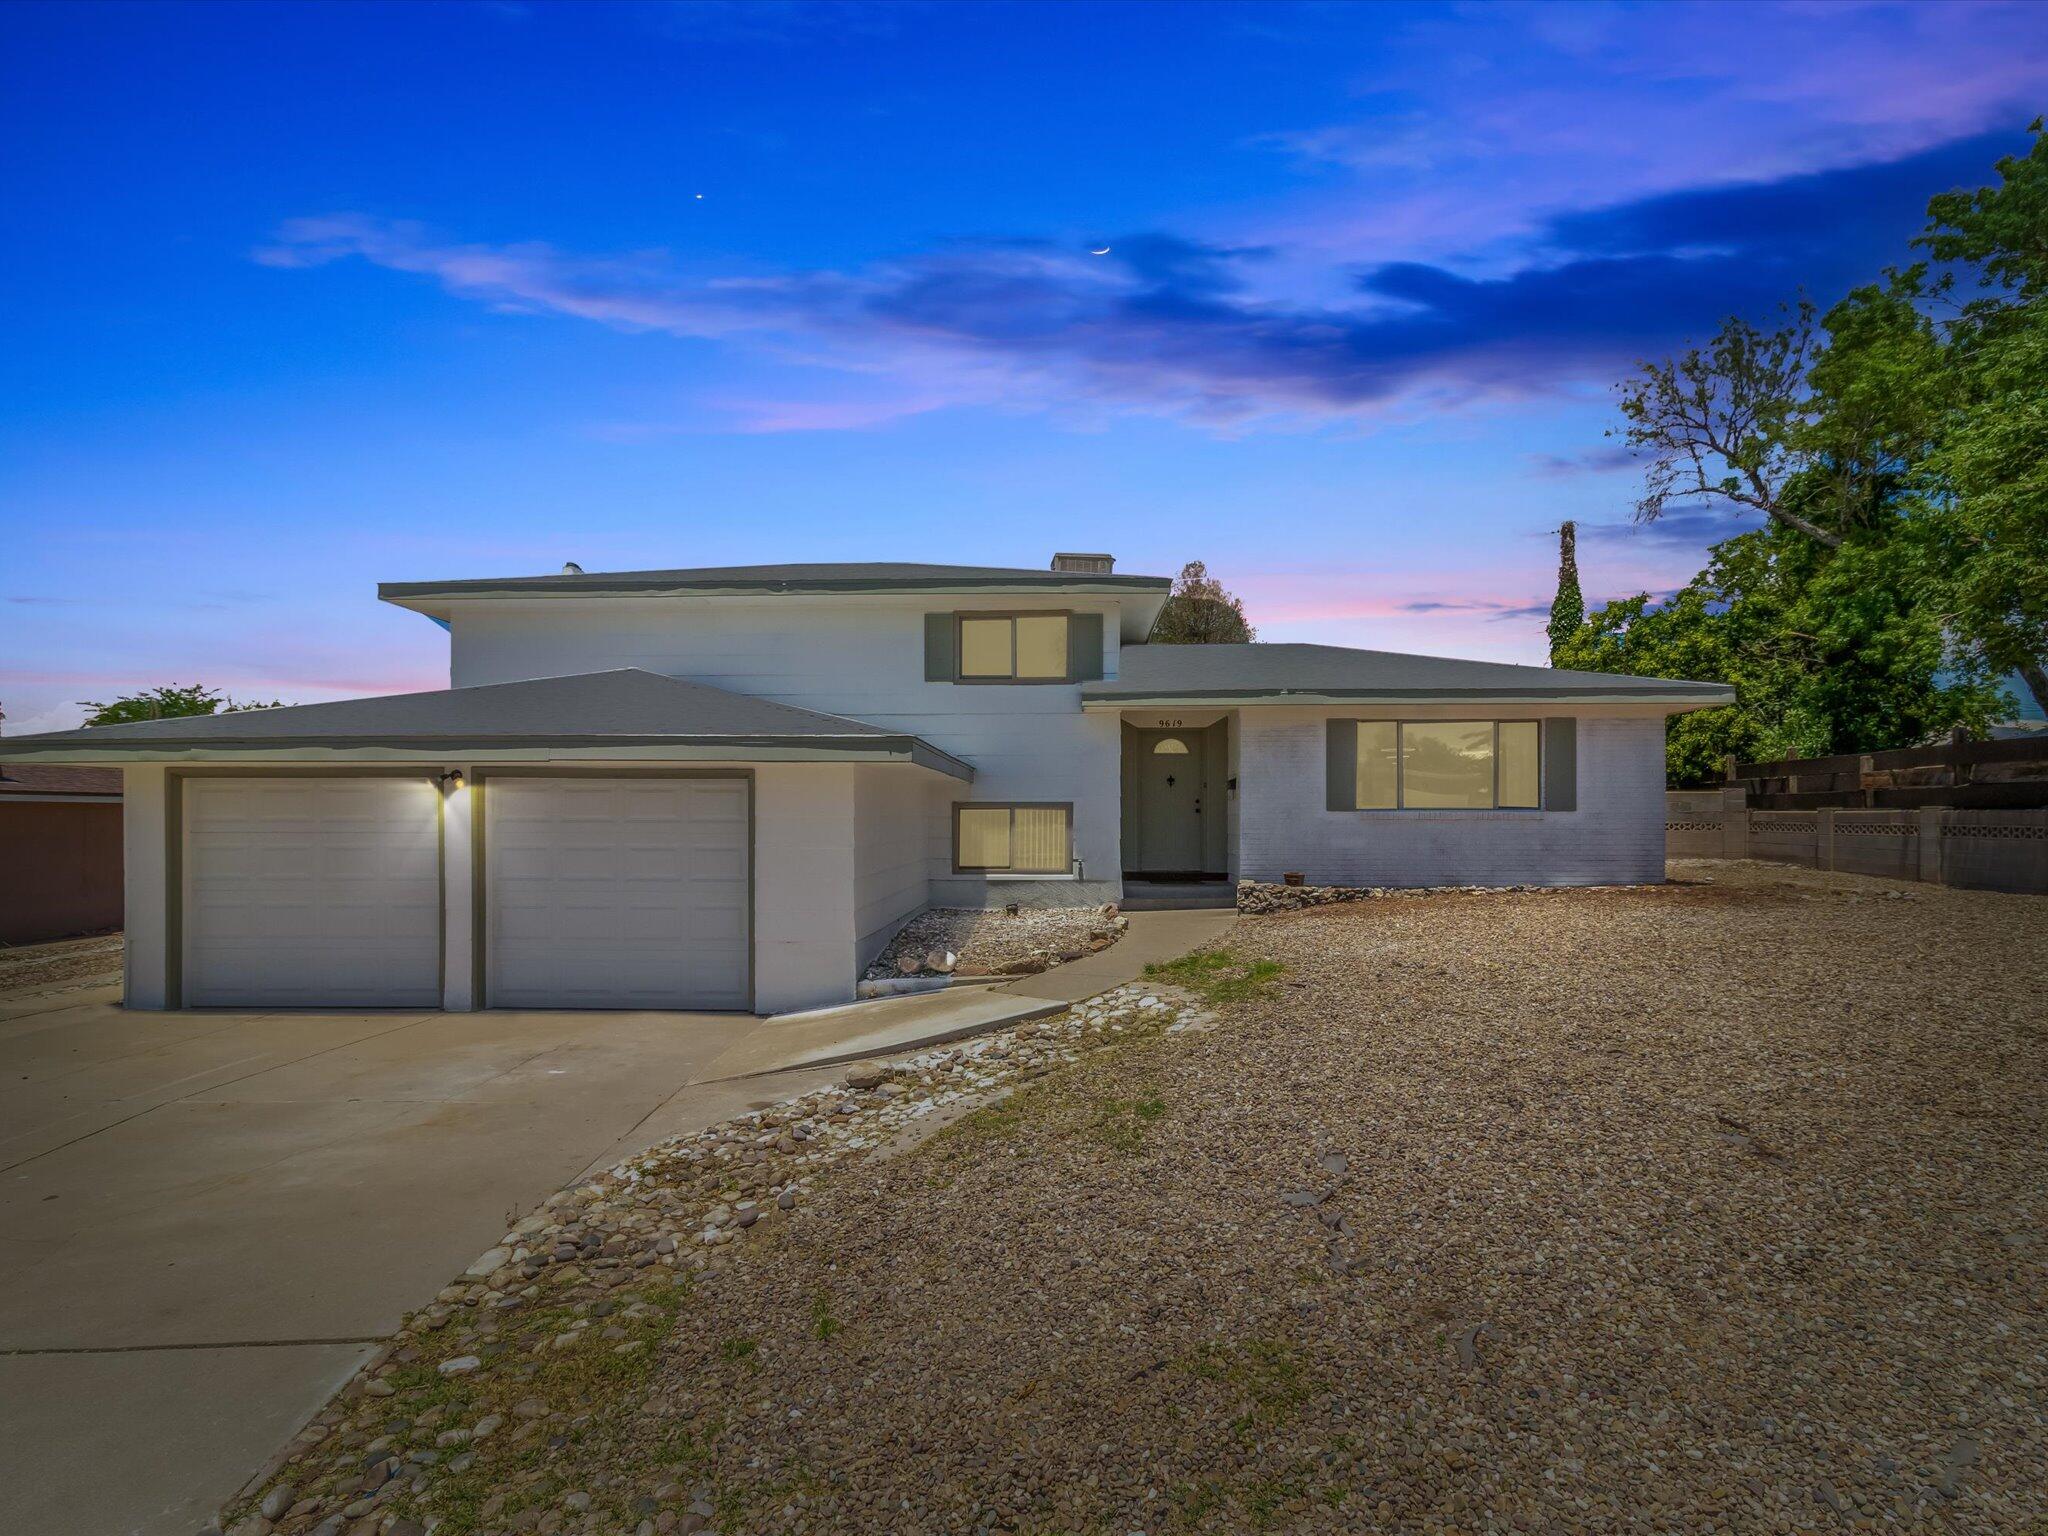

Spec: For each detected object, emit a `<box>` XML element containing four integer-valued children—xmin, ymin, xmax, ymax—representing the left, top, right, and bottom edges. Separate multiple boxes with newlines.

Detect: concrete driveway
<box><xmin>0</xmin><ymin>985</ymin><xmax>848</xmax><ymax>1536</ymax></box>
<box><xmin>0</xmin><ymin>907</ymin><xmax>1234</xmax><ymax>1536</ymax></box>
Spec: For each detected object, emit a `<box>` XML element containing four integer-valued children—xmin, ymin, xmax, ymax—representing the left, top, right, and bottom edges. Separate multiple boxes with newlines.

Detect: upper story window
<box><xmin>1353</xmin><ymin>720</ymin><xmax>1541</xmax><ymax>810</ymax></box>
<box><xmin>958</xmin><ymin>613</ymin><xmax>1070</xmax><ymax>682</ymax></box>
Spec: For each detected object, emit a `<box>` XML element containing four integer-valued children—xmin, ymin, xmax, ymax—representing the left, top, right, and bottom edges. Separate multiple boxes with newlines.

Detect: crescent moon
<box><xmin>1090</xmin><ymin>246</ymin><xmax>1112</xmax><ymax>256</ymax></box>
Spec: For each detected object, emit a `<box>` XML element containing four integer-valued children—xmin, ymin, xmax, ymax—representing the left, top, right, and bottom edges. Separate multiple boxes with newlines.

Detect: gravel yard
<box><xmin>864</xmin><ymin>904</ymin><xmax>1125</xmax><ymax>979</ymax></box>
<box><xmin>227</xmin><ymin>860</ymin><xmax>2045</xmax><ymax>1536</ymax></box>
<box><xmin>0</xmin><ymin>929</ymin><xmax>122</xmax><ymax>995</ymax></box>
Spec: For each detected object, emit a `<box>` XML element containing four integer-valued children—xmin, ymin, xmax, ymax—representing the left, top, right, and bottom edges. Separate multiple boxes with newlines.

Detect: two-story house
<box><xmin>0</xmin><ymin>555</ymin><xmax>1731</xmax><ymax>1014</ymax></box>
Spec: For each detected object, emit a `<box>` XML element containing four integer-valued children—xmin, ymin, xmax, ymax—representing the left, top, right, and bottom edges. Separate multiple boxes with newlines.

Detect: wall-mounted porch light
<box><xmin>437</xmin><ymin>769</ymin><xmax>465</xmax><ymax>791</ymax></box>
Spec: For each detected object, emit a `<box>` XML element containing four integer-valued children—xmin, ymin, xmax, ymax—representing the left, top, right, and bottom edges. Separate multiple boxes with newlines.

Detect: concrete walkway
<box><xmin>0</xmin><ymin>907</ymin><xmax>1234</xmax><ymax>1536</ymax></box>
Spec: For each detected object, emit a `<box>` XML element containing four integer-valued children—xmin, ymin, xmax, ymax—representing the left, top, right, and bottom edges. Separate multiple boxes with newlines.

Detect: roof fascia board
<box><xmin>0</xmin><ymin>738</ymin><xmax>975</xmax><ymax>780</ymax></box>
<box><xmin>380</xmin><ymin>575</ymin><xmax>1169</xmax><ymax>609</ymax></box>
<box><xmin>1082</xmin><ymin>690</ymin><xmax>1734</xmax><ymax>711</ymax></box>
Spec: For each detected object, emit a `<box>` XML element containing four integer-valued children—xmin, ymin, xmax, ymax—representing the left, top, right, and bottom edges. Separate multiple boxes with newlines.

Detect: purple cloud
<box><xmin>259</xmin><ymin>131</ymin><xmax>2027</xmax><ymax>430</ymax></box>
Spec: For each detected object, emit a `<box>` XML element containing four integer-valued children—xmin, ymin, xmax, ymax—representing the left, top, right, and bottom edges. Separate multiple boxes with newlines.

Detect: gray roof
<box><xmin>0</xmin><ymin>669</ymin><xmax>974</xmax><ymax>778</ymax></box>
<box><xmin>1084</xmin><ymin>643</ymin><xmax>1733</xmax><ymax>706</ymax></box>
<box><xmin>381</xmin><ymin>561</ymin><xmax>1172</xmax><ymax>605</ymax></box>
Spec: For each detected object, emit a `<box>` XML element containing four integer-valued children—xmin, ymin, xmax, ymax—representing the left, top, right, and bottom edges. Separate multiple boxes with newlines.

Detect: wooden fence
<box><xmin>1667</xmin><ymin>786</ymin><xmax>2048</xmax><ymax>894</ymax></box>
<box><xmin>1727</xmin><ymin>731</ymin><xmax>2048</xmax><ymax>811</ymax></box>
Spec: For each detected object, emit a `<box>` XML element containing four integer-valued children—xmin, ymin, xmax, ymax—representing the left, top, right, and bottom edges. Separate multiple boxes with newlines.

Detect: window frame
<box><xmin>953</xmin><ymin>611</ymin><xmax>1074</xmax><ymax>684</ymax></box>
<box><xmin>1350</xmin><ymin>718</ymin><xmax>1544</xmax><ymax>812</ymax></box>
<box><xmin>951</xmin><ymin>801</ymin><xmax>1074</xmax><ymax>874</ymax></box>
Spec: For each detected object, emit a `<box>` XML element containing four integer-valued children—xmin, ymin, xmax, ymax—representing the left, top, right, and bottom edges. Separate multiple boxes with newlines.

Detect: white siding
<box><xmin>852</xmin><ymin>764</ymin><xmax>939</xmax><ymax>969</ymax></box>
<box><xmin>448</xmin><ymin>594</ymin><xmax>1124</xmax><ymax>905</ymax></box>
<box><xmin>1235</xmin><ymin>708</ymin><xmax>1668</xmax><ymax>888</ymax></box>
<box><xmin>751</xmin><ymin>764</ymin><xmax>859</xmax><ymax>1013</ymax></box>
<box><xmin>121</xmin><ymin>766</ymin><xmax>168</xmax><ymax>1008</ymax></box>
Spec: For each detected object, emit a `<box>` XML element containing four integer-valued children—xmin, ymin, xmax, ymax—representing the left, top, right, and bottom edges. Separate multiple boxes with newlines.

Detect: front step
<box><xmin>1120</xmin><ymin>882</ymin><xmax>1237</xmax><ymax>912</ymax></box>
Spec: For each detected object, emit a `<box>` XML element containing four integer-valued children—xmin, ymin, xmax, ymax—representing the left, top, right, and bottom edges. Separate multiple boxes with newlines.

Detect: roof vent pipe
<box><xmin>1050</xmin><ymin>552</ymin><xmax>1115</xmax><ymax>574</ymax></box>
<box><xmin>561</xmin><ymin>562</ymin><xmax>584</xmax><ymax>574</ymax></box>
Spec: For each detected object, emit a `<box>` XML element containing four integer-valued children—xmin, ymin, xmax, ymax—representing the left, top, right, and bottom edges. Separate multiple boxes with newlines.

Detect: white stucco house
<box><xmin>0</xmin><ymin>555</ymin><xmax>1731</xmax><ymax>1015</ymax></box>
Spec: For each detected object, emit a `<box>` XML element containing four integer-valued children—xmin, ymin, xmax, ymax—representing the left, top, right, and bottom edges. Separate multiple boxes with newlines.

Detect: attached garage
<box><xmin>1</xmin><ymin>668</ymin><xmax>976</xmax><ymax>1014</ymax></box>
<box><xmin>181</xmin><ymin>776</ymin><xmax>442</xmax><ymax>1007</ymax></box>
<box><xmin>483</xmin><ymin>775</ymin><xmax>750</xmax><ymax>1010</ymax></box>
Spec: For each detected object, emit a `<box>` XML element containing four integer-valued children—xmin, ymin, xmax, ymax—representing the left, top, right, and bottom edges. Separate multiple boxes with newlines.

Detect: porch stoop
<box><xmin>1119</xmin><ymin>880</ymin><xmax>1236</xmax><ymax>911</ymax></box>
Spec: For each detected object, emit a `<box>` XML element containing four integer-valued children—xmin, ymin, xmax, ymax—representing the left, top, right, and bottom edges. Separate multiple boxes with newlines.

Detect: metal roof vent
<box><xmin>561</xmin><ymin>562</ymin><xmax>584</xmax><ymax>574</ymax></box>
<box><xmin>1050</xmin><ymin>552</ymin><xmax>1115</xmax><ymax>574</ymax></box>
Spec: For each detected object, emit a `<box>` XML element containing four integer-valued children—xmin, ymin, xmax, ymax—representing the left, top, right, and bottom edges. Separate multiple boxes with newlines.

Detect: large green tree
<box><xmin>1914</xmin><ymin>124</ymin><xmax>2048</xmax><ymax>713</ymax></box>
<box><xmin>1569</xmin><ymin>124</ymin><xmax>2048</xmax><ymax>780</ymax></box>
<box><xmin>1553</xmin><ymin>527</ymin><xmax>2005</xmax><ymax>785</ymax></box>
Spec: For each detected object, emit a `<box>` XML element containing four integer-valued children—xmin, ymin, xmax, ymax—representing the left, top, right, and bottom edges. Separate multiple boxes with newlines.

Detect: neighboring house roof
<box><xmin>0</xmin><ymin>764</ymin><xmax>123</xmax><ymax>798</ymax></box>
<box><xmin>381</xmin><ymin>561</ymin><xmax>1173</xmax><ymax>606</ymax></box>
<box><xmin>0</xmin><ymin>669</ymin><xmax>975</xmax><ymax>779</ymax></box>
<box><xmin>1084</xmin><ymin>642</ymin><xmax>1735</xmax><ymax>708</ymax></box>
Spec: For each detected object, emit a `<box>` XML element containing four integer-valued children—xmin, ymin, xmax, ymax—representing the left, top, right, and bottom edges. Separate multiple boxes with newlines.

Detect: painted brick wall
<box><xmin>1235</xmin><ymin>708</ymin><xmax>1668</xmax><ymax>887</ymax></box>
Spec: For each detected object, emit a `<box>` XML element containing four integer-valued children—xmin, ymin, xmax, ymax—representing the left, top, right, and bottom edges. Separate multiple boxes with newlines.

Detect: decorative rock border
<box><xmin>216</xmin><ymin>983</ymin><xmax>1205</xmax><ymax>1536</ymax></box>
<box><xmin>1235</xmin><ymin>878</ymin><xmax>1594</xmax><ymax>914</ymax></box>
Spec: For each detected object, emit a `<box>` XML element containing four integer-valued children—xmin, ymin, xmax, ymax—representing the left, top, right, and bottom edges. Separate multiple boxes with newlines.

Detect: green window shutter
<box><xmin>1326</xmin><ymin>718</ymin><xmax>1358</xmax><ymax>811</ymax></box>
<box><xmin>1067</xmin><ymin>612</ymin><xmax>1104</xmax><ymax>681</ymax></box>
<box><xmin>924</xmin><ymin>613</ymin><xmax>955</xmax><ymax>682</ymax></box>
<box><xmin>1543</xmin><ymin>718</ymin><xmax>1577</xmax><ymax>811</ymax></box>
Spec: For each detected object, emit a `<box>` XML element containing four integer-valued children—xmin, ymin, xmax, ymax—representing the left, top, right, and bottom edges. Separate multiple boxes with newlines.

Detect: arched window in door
<box><xmin>1152</xmin><ymin>736</ymin><xmax>1191</xmax><ymax>754</ymax></box>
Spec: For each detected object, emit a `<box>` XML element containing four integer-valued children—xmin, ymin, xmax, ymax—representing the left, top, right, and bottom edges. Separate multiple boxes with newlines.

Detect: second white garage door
<box><xmin>484</xmin><ymin>776</ymin><xmax>750</xmax><ymax>1010</ymax></box>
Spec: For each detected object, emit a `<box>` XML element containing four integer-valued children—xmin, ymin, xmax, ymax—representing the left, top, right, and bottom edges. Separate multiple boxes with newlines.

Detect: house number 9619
<box><xmin>1154</xmin><ymin>718</ymin><xmax>1183</xmax><ymax>728</ymax></box>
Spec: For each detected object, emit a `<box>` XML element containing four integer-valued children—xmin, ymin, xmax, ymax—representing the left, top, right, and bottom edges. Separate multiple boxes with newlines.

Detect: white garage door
<box><xmin>484</xmin><ymin>777</ymin><xmax>750</xmax><ymax>1010</ymax></box>
<box><xmin>182</xmin><ymin>777</ymin><xmax>443</xmax><ymax>1007</ymax></box>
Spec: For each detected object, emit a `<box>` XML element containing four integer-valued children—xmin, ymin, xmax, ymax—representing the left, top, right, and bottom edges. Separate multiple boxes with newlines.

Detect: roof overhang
<box><xmin>381</xmin><ymin>579</ymin><xmax>1173</xmax><ymax>642</ymax></box>
<box><xmin>0</xmin><ymin>735</ymin><xmax>976</xmax><ymax>780</ymax></box>
<box><xmin>1083</xmin><ymin>687</ymin><xmax>1736</xmax><ymax>712</ymax></box>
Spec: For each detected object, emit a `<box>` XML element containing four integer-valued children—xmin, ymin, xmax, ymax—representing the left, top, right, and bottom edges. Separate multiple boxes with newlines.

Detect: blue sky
<box><xmin>3</xmin><ymin>0</ymin><xmax>2044</xmax><ymax>734</ymax></box>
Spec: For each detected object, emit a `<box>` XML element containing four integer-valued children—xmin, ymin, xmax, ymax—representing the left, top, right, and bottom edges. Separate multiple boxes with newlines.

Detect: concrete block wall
<box><xmin>1235</xmin><ymin>708</ymin><xmax>1668</xmax><ymax>887</ymax></box>
<box><xmin>1665</xmin><ymin>794</ymin><xmax>2048</xmax><ymax>894</ymax></box>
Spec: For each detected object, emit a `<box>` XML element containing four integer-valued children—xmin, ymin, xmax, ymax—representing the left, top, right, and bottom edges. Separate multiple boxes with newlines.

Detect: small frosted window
<box><xmin>1152</xmin><ymin>737</ymin><xmax>1190</xmax><ymax>755</ymax></box>
<box><xmin>955</xmin><ymin>804</ymin><xmax>1070</xmax><ymax>873</ymax></box>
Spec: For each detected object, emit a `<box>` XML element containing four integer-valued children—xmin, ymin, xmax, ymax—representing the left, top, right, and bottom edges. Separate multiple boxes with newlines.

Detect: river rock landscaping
<box><xmin>225</xmin><ymin>860</ymin><xmax>2044</xmax><ymax>1535</ymax></box>
<box><xmin>863</xmin><ymin>904</ymin><xmax>1126</xmax><ymax>980</ymax></box>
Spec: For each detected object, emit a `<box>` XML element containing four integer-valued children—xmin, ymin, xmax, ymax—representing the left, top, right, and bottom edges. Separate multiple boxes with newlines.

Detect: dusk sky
<box><xmin>4</xmin><ymin>0</ymin><xmax>2045</xmax><ymax>735</ymax></box>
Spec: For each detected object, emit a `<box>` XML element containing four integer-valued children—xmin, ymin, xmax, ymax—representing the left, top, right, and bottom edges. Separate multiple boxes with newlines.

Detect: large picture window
<box><xmin>954</xmin><ymin>803</ymin><xmax>1072</xmax><ymax>873</ymax></box>
<box><xmin>1353</xmin><ymin>720</ymin><xmax>1541</xmax><ymax>810</ymax></box>
<box><xmin>956</xmin><ymin>614</ymin><xmax>1070</xmax><ymax>681</ymax></box>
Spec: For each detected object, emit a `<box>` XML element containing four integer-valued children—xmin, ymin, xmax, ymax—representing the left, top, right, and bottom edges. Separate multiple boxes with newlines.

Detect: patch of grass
<box><xmin>1090</xmin><ymin>1089</ymin><xmax>1168</xmax><ymax>1152</ymax></box>
<box><xmin>1144</xmin><ymin>948</ymin><xmax>1283</xmax><ymax>1005</ymax></box>
<box><xmin>811</xmin><ymin>1293</ymin><xmax>843</xmax><ymax>1340</ymax></box>
<box><xmin>375</xmin><ymin>1278</ymin><xmax>691</xmax><ymax>1535</ymax></box>
<box><xmin>718</xmin><ymin>1334</ymin><xmax>759</xmax><ymax>1363</ymax></box>
<box><xmin>1178</xmin><ymin>1337</ymin><xmax>1323</xmax><ymax>1439</ymax></box>
<box><xmin>931</xmin><ymin>1091</ymin><xmax>1032</xmax><ymax>1148</ymax></box>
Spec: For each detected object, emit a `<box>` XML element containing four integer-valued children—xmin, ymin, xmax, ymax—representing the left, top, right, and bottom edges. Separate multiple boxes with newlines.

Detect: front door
<box><xmin>1135</xmin><ymin>728</ymin><xmax>1204</xmax><ymax>872</ymax></box>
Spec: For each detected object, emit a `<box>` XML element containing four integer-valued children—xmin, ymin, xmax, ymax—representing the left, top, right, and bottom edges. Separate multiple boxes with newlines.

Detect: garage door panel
<box><xmin>182</xmin><ymin>778</ymin><xmax>443</xmax><ymax>1008</ymax></box>
<box><xmin>485</xmin><ymin>777</ymin><xmax>750</xmax><ymax>1010</ymax></box>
